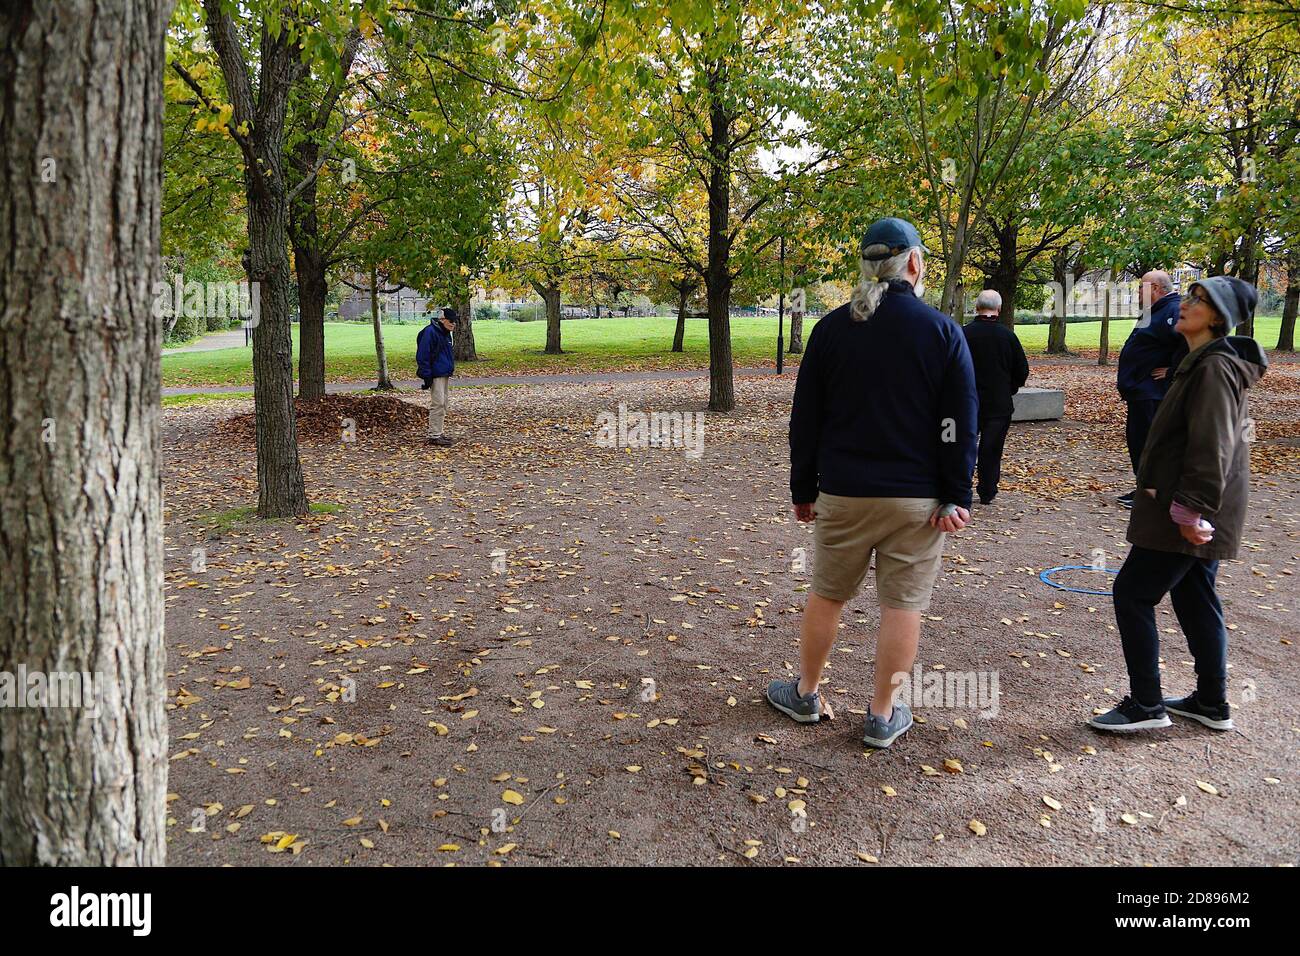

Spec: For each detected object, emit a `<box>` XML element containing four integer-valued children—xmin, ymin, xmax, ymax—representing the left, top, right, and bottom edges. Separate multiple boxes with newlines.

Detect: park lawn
<box><xmin>160</xmin><ymin>314</ymin><xmax>1287</xmax><ymax>389</ymax></box>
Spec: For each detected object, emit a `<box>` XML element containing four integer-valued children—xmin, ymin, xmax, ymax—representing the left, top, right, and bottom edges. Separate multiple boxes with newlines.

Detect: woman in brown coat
<box><xmin>1090</xmin><ymin>276</ymin><xmax>1266</xmax><ymax>733</ymax></box>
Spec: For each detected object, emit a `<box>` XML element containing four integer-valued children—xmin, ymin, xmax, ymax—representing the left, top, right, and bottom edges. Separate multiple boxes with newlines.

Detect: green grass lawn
<box><xmin>161</xmin><ymin>314</ymin><xmax>1288</xmax><ymax>389</ymax></box>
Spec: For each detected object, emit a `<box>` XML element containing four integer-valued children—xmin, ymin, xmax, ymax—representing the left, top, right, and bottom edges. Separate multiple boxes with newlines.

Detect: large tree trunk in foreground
<box><xmin>0</xmin><ymin>0</ymin><xmax>169</xmax><ymax>865</ymax></box>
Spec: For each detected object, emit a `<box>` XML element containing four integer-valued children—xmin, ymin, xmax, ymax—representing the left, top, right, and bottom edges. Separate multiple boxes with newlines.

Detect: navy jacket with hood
<box><xmin>416</xmin><ymin>318</ymin><xmax>454</xmax><ymax>383</ymax></box>
<box><xmin>1117</xmin><ymin>291</ymin><xmax>1182</xmax><ymax>402</ymax></box>
<box><xmin>789</xmin><ymin>281</ymin><xmax>979</xmax><ymax>509</ymax></box>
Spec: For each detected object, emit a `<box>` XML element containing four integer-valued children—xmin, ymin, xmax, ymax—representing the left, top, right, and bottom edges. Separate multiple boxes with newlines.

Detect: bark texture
<box><xmin>0</xmin><ymin>0</ymin><xmax>170</xmax><ymax>865</ymax></box>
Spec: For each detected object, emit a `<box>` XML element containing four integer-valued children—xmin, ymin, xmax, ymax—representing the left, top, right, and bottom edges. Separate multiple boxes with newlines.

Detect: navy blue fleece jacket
<box><xmin>789</xmin><ymin>281</ymin><xmax>979</xmax><ymax>509</ymax></box>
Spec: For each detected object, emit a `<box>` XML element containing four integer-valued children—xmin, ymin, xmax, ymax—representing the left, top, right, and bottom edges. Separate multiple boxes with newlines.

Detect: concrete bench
<box><xmin>1012</xmin><ymin>386</ymin><xmax>1065</xmax><ymax>422</ymax></box>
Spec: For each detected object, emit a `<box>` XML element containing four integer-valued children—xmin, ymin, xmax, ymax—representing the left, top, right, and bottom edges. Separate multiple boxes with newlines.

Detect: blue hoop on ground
<box><xmin>1039</xmin><ymin>565</ymin><xmax>1118</xmax><ymax>597</ymax></box>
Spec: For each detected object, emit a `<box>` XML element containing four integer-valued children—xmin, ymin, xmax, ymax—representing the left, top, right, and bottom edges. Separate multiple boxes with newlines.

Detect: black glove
<box><xmin>419</xmin><ymin>377</ymin><xmax>431</xmax><ymax>390</ymax></box>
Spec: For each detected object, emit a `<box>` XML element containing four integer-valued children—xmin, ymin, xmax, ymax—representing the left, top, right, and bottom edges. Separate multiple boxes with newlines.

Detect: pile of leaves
<box><xmin>219</xmin><ymin>393</ymin><xmax>427</xmax><ymax>444</ymax></box>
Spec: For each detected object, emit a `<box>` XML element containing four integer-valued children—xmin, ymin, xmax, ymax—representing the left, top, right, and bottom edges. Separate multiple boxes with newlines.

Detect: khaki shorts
<box><xmin>812</xmin><ymin>493</ymin><xmax>945</xmax><ymax>610</ymax></box>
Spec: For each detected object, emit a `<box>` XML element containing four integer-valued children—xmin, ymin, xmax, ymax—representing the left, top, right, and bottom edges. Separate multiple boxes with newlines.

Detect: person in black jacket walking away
<box><xmin>962</xmin><ymin>289</ymin><xmax>1029</xmax><ymax>505</ymax></box>
<box><xmin>1089</xmin><ymin>276</ymin><xmax>1265</xmax><ymax>733</ymax></box>
<box><xmin>766</xmin><ymin>217</ymin><xmax>978</xmax><ymax>750</ymax></box>
<box><xmin>1116</xmin><ymin>271</ymin><xmax>1183</xmax><ymax>508</ymax></box>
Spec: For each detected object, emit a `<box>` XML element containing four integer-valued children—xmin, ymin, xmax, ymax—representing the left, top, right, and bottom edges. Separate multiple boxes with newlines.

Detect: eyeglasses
<box><xmin>1186</xmin><ymin>291</ymin><xmax>1212</xmax><ymax>307</ymax></box>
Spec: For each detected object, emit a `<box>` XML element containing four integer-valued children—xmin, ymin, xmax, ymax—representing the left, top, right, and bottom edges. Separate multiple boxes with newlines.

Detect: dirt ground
<box><xmin>160</xmin><ymin>360</ymin><xmax>1299</xmax><ymax>866</ymax></box>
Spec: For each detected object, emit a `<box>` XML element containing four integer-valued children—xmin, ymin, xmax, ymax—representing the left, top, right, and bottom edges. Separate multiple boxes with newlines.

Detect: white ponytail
<box><xmin>850</xmin><ymin>246</ymin><xmax>922</xmax><ymax>322</ymax></box>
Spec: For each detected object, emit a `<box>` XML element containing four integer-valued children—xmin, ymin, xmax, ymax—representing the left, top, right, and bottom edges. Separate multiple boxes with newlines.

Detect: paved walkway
<box><xmin>164</xmin><ymin>328</ymin><xmax>249</xmax><ymax>354</ymax></box>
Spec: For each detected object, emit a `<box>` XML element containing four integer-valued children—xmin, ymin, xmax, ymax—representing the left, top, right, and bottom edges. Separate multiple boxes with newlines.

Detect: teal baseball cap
<box><xmin>860</xmin><ymin>217</ymin><xmax>929</xmax><ymax>260</ymax></box>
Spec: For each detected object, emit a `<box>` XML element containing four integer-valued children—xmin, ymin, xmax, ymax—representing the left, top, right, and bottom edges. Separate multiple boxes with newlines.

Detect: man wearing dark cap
<box><xmin>416</xmin><ymin>307</ymin><xmax>457</xmax><ymax>446</ymax></box>
<box><xmin>766</xmin><ymin>217</ymin><xmax>978</xmax><ymax>749</ymax></box>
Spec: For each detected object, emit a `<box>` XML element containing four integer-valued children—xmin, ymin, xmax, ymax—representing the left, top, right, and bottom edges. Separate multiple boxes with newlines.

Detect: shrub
<box><xmin>166</xmin><ymin>311</ymin><xmax>205</xmax><ymax>343</ymax></box>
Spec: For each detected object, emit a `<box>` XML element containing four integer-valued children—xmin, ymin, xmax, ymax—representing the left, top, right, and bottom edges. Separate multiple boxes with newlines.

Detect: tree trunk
<box><xmin>369</xmin><ymin>264</ymin><xmax>393</xmax><ymax>390</ymax></box>
<box><xmin>1278</xmin><ymin>255</ymin><xmax>1298</xmax><ymax>352</ymax></box>
<box><xmin>788</xmin><ymin>268</ymin><xmax>805</xmax><ymax>353</ymax></box>
<box><xmin>788</xmin><ymin>308</ymin><xmax>804</xmax><ymax>353</ymax></box>
<box><xmin>534</xmin><ymin>282</ymin><xmax>562</xmax><ymax>354</ymax></box>
<box><xmin>247</xmin><ymin>193</ymin><xmax>310</xmax><ymax>516</ymax></box>
<box><xmin>1235</xmin><ymin>230</ymin><xmax>1259</xmax><ymax>338</ymax></box>
<box><xmin>1098</xmin><ymin>269</ymin><xmax>1112</xmax><ymax>366</ymax></box>
<box><xmin>1046</xmin><ymin>252</ymin><xmax>1081</xmax><ymax>355</ymax></box>
<box><xmin>294</xmin><ymin>244</ymin><xmax>327</xmax><ymax>400</ymax></box>
<box><xmin>289</xmin><ymin>143</ymin><xmax>326</xmax><ymax>400</ymax></box>
<box><xmin>990</xmin><ymin>220</ymin><xmax>1019</xmax><ymax>330</ymax></box>
<box><xmin>1046</xmin><ymin>315</ymin><xmax>1068</xmax><ymax>354</ymax></box>
<box><xmin>206</xmin><ymin>0</ymin><xmax>309</xmax><ymax>519</ymax></box>
<box><xmin>705</xmin><ymin>66</ymin><xmax>735</xmax><ymax>413</ymax></box>
<box><xmin>940</xmin><ymin>185</ymin><xmax>975</xmax><ymax>316</ymax></box>
<box><xmin>672</xmin><ymin>280</ymin><xmax>690</xmax><ymax>352</ymax></box>
<box><xmin>287</xmin><ymin>31</ymin><xmax>359</xmax><ymax>401</ymax></box>
<box><xmin>0</xmin><ymin>0</ymin><xmax>169</xmax><ymax>866</ymax></box>
<box><xmin>452</xmin><ymin>280</ymin><xmax>476</xmax><ymax>361</ymax></box>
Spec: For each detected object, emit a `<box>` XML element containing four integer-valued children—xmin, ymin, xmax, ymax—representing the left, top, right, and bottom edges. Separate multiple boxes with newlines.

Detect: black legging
<box><xmin>1113</xmin><ymin>545</ymin><xmax>1228</xmax><ymax>707</ymax></box>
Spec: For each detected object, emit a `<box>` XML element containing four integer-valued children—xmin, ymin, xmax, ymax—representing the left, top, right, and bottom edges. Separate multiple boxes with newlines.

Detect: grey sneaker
<box><xmin>766</xmin><ymin>678</ymin><xmax>825</xmax><ymax>723</ymax></box>
<box><xmin>862</xmin><ymin>702</ymin><xmax>913</xmax><ymax>748</ymax></box>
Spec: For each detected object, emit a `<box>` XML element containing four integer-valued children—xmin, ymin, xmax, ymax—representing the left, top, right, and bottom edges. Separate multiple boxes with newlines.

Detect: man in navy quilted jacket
<box><xmin>417</xmin><ymin>307</ymin><xmax>456</xmax><ymax>446</ymax></box>
<box><xmin>1116</xmin><ymin>271</ymin><xmax>1183</xmax><ymax>507</ymax></box>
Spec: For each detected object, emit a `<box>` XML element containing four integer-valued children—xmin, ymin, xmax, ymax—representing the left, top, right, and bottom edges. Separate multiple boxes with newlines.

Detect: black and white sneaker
<box><xmin>1088</xmin><ymin>695</ymin><xmax>1171</xmax><ymax>733</ymax></box>
<box><xmin>1164</xmin><ymin>692</ymin><xmax>1234</xmax><ymax>731</ymax></box>
<box><xmin>1117</xmin><ymin>490</ymin><xmax>1136</xmax><ymax>509</ymax></box>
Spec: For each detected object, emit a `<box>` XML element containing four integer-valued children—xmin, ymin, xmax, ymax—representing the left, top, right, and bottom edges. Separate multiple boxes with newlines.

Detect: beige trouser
<box><xmin>428</xmin><ymin>377</ymin><xmax>449</xmax><ymax>437</ymax></box>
